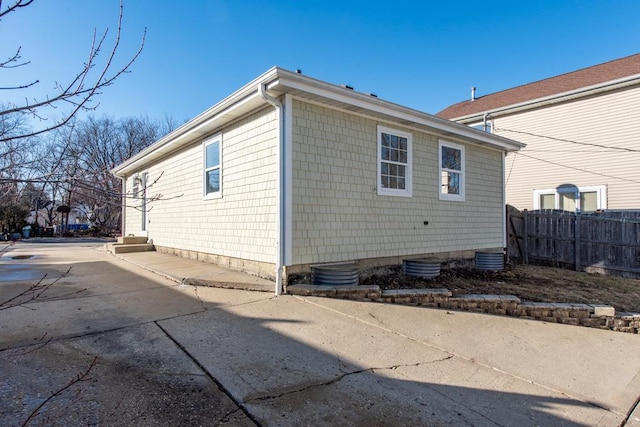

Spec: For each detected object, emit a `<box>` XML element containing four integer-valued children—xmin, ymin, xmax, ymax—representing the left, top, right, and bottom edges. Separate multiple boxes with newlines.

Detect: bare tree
<box><xmin>0</xmin><ymin>0</ymin><xmax>146</xmax><ymax>143</ymax></box>
<box><xmin>0</xmin><ymin>108</ymin><xmax>30</xmax><ymax>199</ymax></box>
<box><xmin>0</xmin><ymin>114</ymin><xmax>176</xmax><ymax>236</ymax></box>
<box><xmin>70</xmin><ymin>115</ymin><xmax>175</xmax><ymax>233</ymax></box>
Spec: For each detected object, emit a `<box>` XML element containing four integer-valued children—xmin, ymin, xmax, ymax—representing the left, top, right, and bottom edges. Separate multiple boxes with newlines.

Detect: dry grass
<box><xmin>362</xmin><ymin>264</ymin><xmax>640</xmax><ymax>313</ymax></box>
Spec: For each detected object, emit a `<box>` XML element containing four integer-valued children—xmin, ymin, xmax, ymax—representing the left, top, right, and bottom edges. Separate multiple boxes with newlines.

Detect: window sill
<box><xmin>439</xmin><ymin>193</ymin><xmax>465</xmax><ymax>202</ymax></box>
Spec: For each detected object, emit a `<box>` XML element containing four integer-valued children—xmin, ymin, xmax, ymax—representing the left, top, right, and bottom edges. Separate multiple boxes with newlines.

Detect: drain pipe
<box><xmin>113</xmin><ymin>174</ymin><xmax>126</xmax><ymax>237</ymax></box>
<box><xmin>259</xmin><ymin>83</ymin><xmax>284</xmax><ymax>296</ymax></box>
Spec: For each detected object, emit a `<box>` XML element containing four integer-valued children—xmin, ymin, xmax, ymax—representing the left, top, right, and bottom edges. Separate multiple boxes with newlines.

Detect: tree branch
<box><xmin>0</xmin><ymin>0</ymin><xmax>35</xmax><ymax>19</ymax></box>
<box><xmin>21</xmin><ymin>356</ymin><xmax>98</xmax><ymax>427</ymax></box>
<box><xmin>0</xmin><ymin>0</ymin><xmax>147</xmax><ymax>143</ymax></box>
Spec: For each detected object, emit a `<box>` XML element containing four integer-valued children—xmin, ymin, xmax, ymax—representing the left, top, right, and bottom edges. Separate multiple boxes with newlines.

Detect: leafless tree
<box><xmin>71</xmin><ymin>116</ymin><xmax>176</xmax><ymax>232</ymax></box>
<box><xmin>0</xmin><ymin>0</ymin><xmax>146</xmax><ymax>143</ymax></box>
<box><xmin>0</xmin><ymin>114</ymin><xmax>177</xmax><ymax>235</ymax></box>
<box><xmin>0</xmin><ymin>108</ymin><xmax>30</xmax><ymax>200</ymax></box>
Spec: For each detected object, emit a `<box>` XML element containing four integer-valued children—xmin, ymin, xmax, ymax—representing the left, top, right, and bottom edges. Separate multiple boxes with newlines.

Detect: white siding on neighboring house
<box><xmin>124</xmin><ymin>107</ymin><xmax>278</xmax><ymax>264</ymax></box>
<box><xmin>290</xmin><ymin>99</ymin><xmax>505</xmax><ymax>266</ymax></box>
<box><xmin>495</xmin><ymin>86</ymin><xmax>640</xmax><ymax>210</ymax></box>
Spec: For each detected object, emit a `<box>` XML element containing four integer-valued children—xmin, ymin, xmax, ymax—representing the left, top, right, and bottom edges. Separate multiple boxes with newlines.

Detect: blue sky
<box><xmin>2</xmin><ymin>0</ymin><xmax>639</xmax><ymax>125</ymax></box>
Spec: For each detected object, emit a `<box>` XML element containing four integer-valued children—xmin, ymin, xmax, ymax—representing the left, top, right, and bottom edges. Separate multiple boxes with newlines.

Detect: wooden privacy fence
<box><xmin>506</xmin><ymin>206</ymin><xmax>640</xmax><ymax>278</ymax></box>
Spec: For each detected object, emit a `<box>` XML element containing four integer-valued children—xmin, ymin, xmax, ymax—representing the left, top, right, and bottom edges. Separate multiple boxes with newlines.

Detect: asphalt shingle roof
<box><xmin>436</xmin><ymin>53</ymin><xmax>640</xmax><ymax>120</ymax></box>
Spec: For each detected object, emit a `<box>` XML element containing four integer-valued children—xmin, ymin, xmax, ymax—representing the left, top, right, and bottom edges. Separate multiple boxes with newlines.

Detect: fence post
<box><xmin>523</xmin><ymin>210</ymin><xmax>529</xmax><ymax>265</ymax></box>
<box><xmin>575</xmin><ymin>214</ymin><xmax>581</xmax><ymax>272</ymax></box>
<box><xmin>505</xmin><ymin>205</ymin><xmax>510</xmax><ymax>264</ymax></box>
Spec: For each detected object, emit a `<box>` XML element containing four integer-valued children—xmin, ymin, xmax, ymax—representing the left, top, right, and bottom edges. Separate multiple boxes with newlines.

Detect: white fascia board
<box><xmin>112</xmin><ymin>68</ymin><xmax>281</xmax><ymax>177</ymax></box>
<box><xmin>452</xmin><ymin>73</ymin><xmax>640</xmax><ymax>123</ymax></box>
<box><xmin>269</xmin><ymin>74</ymin><xmax>525</xmax><ymax>152</ymax></box>
<box><xmin>113</xmin><ymin>65</ymin><xmax>526</xmax><ymax>179</ymax></box>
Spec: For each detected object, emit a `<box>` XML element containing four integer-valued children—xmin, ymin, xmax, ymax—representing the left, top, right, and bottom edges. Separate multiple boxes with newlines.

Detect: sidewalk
<box><xmin>113</xmin><ymin>250</ymin><xmax>276</xmax><ymax>292</ymax></box>
<box><xmin>2</xmin><ymin>243</ymin><xmax>640</xmax><ymax>425</ymax></box>
<box><xmin>110</xmin><ymin>250</ymin><xmax>640</xmax><ymax>426</ymax></box>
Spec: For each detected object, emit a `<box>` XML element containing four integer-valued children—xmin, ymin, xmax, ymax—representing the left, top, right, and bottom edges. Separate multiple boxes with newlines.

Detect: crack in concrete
<box><xmin>191</xmin><ymin>286</ymin><xmax>207</xmax><ymax>311</ymax></box>
<box><xmin>297</xmin><ymin>295</ymin><xmax>614</xmax><ymax>413</ymax></box>
<box><xmin>1</xmin><ymin>294</ymin><xmax>274</xmax><ymax>353</ymax></box>
<box><xmin>218</xmin><ymin>406</ymin><xmax>248</xmax><ymax>424</ymax></box>
<box><xmin>622</xmin><ymin>393</ymin><xmax>640</xmax><ymax>426</ymax></box>
<box><xmin>246</xmin><ymin>355</ymin><xmax>455</xmax><ymax>403</ymax></box>
<box><xmin>154</xmin><ymin>321</ymin><xmax>261</xmax><ymax>426</ymax></box>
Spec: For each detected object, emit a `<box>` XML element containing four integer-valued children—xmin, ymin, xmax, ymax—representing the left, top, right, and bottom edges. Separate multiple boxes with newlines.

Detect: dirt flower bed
<box><xmin>360</xmin><ymin>264</ymin><xmax>640</xmax><ymax>313</ymax></box>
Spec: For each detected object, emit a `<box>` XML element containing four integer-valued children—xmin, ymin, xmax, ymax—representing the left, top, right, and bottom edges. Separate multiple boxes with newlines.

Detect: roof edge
<box><xmin>450</xmin><ymin>72</ymin><xmax>640</xmax><ymax>123</ymax></box>
<box><xmin>112</xmin><ymin>67</ymin><xmax>283</xmax><ymax>177</ymax></box>
<box><xmin>113</xmin><ymin>67</ymin><xmax>525</xmax><ymax>177</ymax></box>
<box><xmin>268</xmin><ymin>72</ymin><xmax>525</xmax><ymax>152</ymax></box>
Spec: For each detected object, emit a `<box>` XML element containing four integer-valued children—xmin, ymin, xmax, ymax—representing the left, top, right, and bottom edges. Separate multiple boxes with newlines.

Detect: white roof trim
<box><xmin>112</xmin><ymin>67</ymin><xmax>524</xmax><ymax>177</ymax></box>
<box><xmin>451</xmin><ymin>73</ymin><xmax>640</xmax><ymax>123</ymax></box>
<box><xmin>269</xmin><ymin>71</ymin><xmax>524</xmax><ymax>152</ymax></box>
<box><xmin>112</xmin><ymin>68</ymin><xmax>280</xmax><ymax>177</ymax></box>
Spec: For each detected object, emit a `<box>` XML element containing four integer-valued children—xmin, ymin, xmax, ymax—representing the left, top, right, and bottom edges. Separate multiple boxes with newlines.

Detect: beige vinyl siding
<box><xmin>290</xmin><ymin>99</ymin><xmax>505</xmax><ymax>265</ymax></box>
<box><xmin>498</xmin><ymin>85</ymin><xmax>640</xmax><ymax>210</ymax></box>
<box><xmin>124</xmin><ymin>107</ymin><xmax>278</xmax><ymax>263</ymax></box>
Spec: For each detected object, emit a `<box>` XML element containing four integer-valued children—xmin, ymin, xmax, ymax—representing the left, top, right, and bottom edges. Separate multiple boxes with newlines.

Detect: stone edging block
<box><xmin>285</xmin><ymin>284</ymin><xmax>636</xmax><ymax>334</ymax></box>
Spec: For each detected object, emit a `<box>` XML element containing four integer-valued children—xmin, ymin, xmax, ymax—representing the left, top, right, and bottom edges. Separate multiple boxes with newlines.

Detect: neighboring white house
<box><xmin>112</xmin><ymin>67</ymin><xmax>524</xmax><ymax>292</ymax></box>
<box><xmin>28</xmin><ymin>204</ymin><xmax>90</xmax><ymax>229</ymax></box>
<box><xmin>437</xmin><ymin>53</ymin><xmax>640</xmax><ymax>212</ymax></box>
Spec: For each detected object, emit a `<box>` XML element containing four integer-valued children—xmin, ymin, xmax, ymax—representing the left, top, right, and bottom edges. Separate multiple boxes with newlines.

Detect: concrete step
<box><xmin>118</xmin><ymin>236</ymin><xmax>148</xmax><ymax>245</ymax></box>
<box><xmin>112</xmin><ymin>243</ymin><xmax>155</xmax><ymax>254</ymax></box>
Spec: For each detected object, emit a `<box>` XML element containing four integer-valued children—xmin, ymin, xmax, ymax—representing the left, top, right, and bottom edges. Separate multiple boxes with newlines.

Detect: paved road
<box><xmin>1</xmin><ymin>240</ymin><xmax>639</xmax><ymax>426</ymax></box>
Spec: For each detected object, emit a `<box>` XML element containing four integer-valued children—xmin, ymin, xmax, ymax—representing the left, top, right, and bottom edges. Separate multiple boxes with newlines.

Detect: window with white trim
<box><xmin>533</xmin><ymin>185</ymin><xmax>606</xmax><ymax>212</ymax></box>
<box><xmin>377</xmin><ymin>126</ymin><xmax>412</xmax><ymax>197</ymax></box>
<box><xmin>439</xmin><ymin>140</ymin><xmax>465</xmax><ymax>201</ymax></box>
<box><xmin>203</xmin><ymin>135</ymin><xmax>222</xmax><ymax>198</ymax></box>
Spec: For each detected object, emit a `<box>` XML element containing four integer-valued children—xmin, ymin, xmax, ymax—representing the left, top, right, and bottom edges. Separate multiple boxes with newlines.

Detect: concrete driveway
<box><xmin>1</xmin><ymin>240</ymin><xmax>639</xmax><ymax>426</ymax></box>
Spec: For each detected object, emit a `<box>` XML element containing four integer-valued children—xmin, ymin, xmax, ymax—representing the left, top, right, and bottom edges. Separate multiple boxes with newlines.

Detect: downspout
<box><xmin>502</xmin><ymin>152</ymin><xmax>507</xmax><ymax>249</ymax></box>
<box><xmin>119</xmin><ymin>175</ymin><xmax>126</xmax><ymax>237</ymax></box>
<box><xmin>259</xmin><ymin>84</ymin><xmax>284</xmax><ymax>296</ymax></box>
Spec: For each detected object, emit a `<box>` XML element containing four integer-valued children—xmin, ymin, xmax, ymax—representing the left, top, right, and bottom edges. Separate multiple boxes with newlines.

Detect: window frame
<box><xmin>377</xmin><ymin>125</ymin><xmax>412</xmax><ymax>197</ymax></box>
<box><xmin>203</xmin><ymin>134</ymin><xmax>222</xmax><ymax>199</ymax></box>
<box><xmin>533</xmin><ymin>185</ymin><xmax>606</xmax><ymax>212</ymax></box>
<box><xmin>438</xmin><ymin>140</ymin><xmax>466</xmax><ymax>202</ymax></box>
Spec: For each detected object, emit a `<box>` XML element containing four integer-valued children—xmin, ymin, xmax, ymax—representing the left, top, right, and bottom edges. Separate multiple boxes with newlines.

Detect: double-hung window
<box><xmin>439</xmin><ymin>140</ymin><xmax>465</xmax><ymax>201</ymax></box>
<box><xmin>377</xmin><ymin>126</ymin><xmax>412</xmax><ymax>197</ymax></box>
<box><xmin>204</xmin><ymin>135</ymin><xmax>222</xmax><ymax>198</ymax></box>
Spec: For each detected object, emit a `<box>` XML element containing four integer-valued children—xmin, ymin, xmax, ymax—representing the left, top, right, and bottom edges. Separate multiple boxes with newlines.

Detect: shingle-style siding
<box><xmin>290</xmin><ymin>99</ymin><xmax>505</xmax><ymax>266</ymax></box>
<box><xmin>124</xmin><ymin>107</ymin><xmax>278</xmax><ymax>264</ymax></box>
<box><xmin>498</xmin><ymin>86</ymin><xmax>640</xmax><ymax>210</ymax></box>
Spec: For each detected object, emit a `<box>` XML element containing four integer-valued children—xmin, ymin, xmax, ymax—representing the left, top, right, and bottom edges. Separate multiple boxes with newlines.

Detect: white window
<box><xmin>377</xmin><ymin>126</ymin><xmax>412</xmax><ymax>197</ymax></box>
<box><xmin>204</xmin><ymin>135</ymin><xmax>222</xmax><ymax>198</ymax></box>
<box><xmin>533</xmin><ymin>185</ymin><xmax>606</xmax><ymax>212</ymax></box>
<box><xmin>439</xmin><ymin>140</ymin><xmax>465</xmax><ymax>202</ymax></box>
